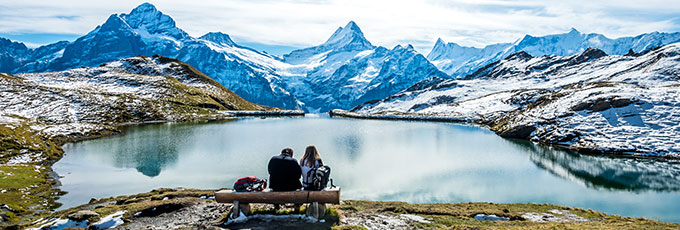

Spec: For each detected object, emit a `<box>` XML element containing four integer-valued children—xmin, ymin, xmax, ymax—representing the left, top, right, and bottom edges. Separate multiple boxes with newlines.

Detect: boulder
<box><xmin>499</xmin><ymin>125</ymin><xmax>536</xmax><ymax>139</ymax></box>
<box><xmin>68</xmin><ymin>210</ymin><xmax>100</xmax><ymax>221</ymax></box>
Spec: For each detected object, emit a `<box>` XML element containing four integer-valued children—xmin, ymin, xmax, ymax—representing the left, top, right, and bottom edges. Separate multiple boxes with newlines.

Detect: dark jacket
<box><xmin>267</xmin><ymin>155</ymin><xmax>302</xmax><ymax>191</ymax></box>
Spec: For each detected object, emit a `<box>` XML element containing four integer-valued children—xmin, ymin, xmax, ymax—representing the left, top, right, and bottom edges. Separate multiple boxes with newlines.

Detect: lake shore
<box><xmin>328</xmin><ymin>109</ymin><xmax>680</xmax><ymax>160</ymax></box>
<box><xmin>0</xmin><ymin>111</ymin><xmax>302</xmax><ymax>227</ymax></box>
<box><xmin>26</xmin><ymin>188</ymin><xmax>680</xmax><ymax>229</ymax></box>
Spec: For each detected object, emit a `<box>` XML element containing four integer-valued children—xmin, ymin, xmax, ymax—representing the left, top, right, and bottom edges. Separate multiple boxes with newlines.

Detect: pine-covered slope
<box><xmin>354</xmin><ymin>43</ymin><xmax>680</xmax><ymax>157</ymax></box>
<box><xmin>429</xmin><ymin>28</ymin><xmax>680</xmax><ymax>77</ymax></box>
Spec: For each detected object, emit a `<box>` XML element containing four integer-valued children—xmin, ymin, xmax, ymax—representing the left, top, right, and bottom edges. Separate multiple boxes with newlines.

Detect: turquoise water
<box><xmin>54</xmin><ymin>115</ymin><xmax>680</xmax><ymax>222</ymax></box>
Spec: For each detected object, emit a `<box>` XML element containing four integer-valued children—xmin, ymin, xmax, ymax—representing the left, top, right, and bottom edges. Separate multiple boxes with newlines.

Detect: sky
<box><xmin>0</xmin><ymin>0</ymin><xmax>679</xmax><ymax>55</ymax></box>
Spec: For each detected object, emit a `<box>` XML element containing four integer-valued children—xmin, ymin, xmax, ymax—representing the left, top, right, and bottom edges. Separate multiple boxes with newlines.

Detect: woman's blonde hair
<box><xmin>300</xmin><ymin>145</ymin><xmax>321</xmax><ymax>167</ymax></box>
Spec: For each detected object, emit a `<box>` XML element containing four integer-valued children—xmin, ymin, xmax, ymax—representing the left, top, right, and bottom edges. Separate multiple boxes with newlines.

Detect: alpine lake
<box><xmin>53</xmin><ymin>115</ymin><xmax>680</xmax><ymax>222</ymax></box>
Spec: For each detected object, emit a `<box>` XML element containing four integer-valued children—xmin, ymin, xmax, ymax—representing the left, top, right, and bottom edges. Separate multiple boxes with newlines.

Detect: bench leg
<box><xmin>240</xmin><ymin>203</ymin><xmax>251</xmax><ymax>215</ymax></box>
<box><xmin>306</xmin><ymin>202</ymin><xmax>326</xmax><ymax>219</ymax></box>
<box><xmin>231</xmin><ymin>200</ymin><xmax>240</xmax><ymax>219</ymax></box>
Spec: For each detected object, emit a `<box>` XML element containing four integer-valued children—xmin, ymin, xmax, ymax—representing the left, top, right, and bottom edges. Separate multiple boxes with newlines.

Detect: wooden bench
<box><xmin>215</xmin><ymin>188</ymin><xmax>340</xmax><ymax>219</ymax></box>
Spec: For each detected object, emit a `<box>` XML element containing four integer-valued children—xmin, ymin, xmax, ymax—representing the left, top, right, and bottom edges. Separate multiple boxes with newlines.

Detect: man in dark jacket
<box><xmin>268</xmin><ymin>147</ymin><xmax>302</xmax><ymax>191</ymax></box>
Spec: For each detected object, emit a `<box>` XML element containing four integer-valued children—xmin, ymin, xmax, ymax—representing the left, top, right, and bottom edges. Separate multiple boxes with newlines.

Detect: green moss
<box><xmin>0</xmin><ymin>165</ymin><xmax>63</xmax><ymax>223</ymax></box>
<box><xmin>4</xmin><ymin>211</ymin><xmax>20</xmax><ymax>222</ymax></box>
<box><xmin>331</xmin><ymin>225</ymin><xmax>368</xmax><ymax>230</ymax></box>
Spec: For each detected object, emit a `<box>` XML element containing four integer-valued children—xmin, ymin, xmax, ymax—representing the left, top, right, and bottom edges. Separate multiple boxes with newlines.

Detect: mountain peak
<box><xmin>118</xmin><ymin>3</ymin><xmax>187</xmax><ymax>39</ymax></box>
<box><xmin>504</xmin><ymin>50</ymin><xmax>533</xmax><ymax>62</ymax></box>
<box><xmin>435</xmin><ymin>38</ymin><xmax>445</xmax><ymax>46</ymax></box>
<box><xmin>131</xmin><ymin>2</ymin><xmax>158</xmax><ymax>14</ymax></box>
<box><xmin>568</xmin><ymin>27</ymin><xmax>580</xmax><ymax>34</ymax></box>
<box><xmin>345</xmin><ymin>21</ymin><xmax>361</xmax><ymax>32</ymax></box>
<box><xmin>322</xmin><ymin>21</ymin><xmax>373</xmax><ymax>50</ymax></box>
<box><xmin>200</xmin><ymin>32</ymin><xmax>236</xmax><ymax>46</ymax></box>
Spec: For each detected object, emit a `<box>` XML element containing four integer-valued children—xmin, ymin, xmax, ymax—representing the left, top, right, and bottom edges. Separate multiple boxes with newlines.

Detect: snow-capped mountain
<box><xmin>354</xmin><ymin>43</ymin><xmax>680</xmax><ymax>157</ymax></box>
<box><xmin>1</xmin><ymin>4</ymin><xmax>446</xmax><ymax>111</ymax></box>
<box><xmin>5</xmin><ymin>2</ymin><xmax>678</xmax><ymax>112</ymax></box>
<box><xmin>279</xmin><ymin>21</ymin><xmax>449</xmax><ymax>111</ymax></box>
<box><xmin>3</xmin><ymin>3</ymin><xmax>300</xmax><ymax>109</ymax></box>
<box><xmin>0</xmin><ymin>38</ymin><xmax>69</xmax><ymax>73</ymax></box>
<box><xmin>429</xmin><ymin>28</ymin><xmax>680</xmax><ymax>77</ymax></box>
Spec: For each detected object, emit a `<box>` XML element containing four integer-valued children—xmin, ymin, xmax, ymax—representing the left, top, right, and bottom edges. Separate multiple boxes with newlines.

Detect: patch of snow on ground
<box><xmin>92</xmin><ymin>210</ymin><xmax>126</xmax><ymax>229</ymax></box>
<box><xmin>522</xmin><ymin>209</ymin><xmax>588</xmax><ymax>223</ymax></box>
<box><xmin>474</xmin><ymin>214</ymin><xmax>510</xmax><ymax>221</ymax></box>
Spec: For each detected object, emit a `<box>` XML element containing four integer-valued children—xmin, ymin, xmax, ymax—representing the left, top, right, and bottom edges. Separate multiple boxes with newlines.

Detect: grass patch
<box><xmin>0</xmin><ymin>165</ymin><xmax>63</xmax><ymax>224</ymax></box>
<box><xmin>332</xmin><ymin>225</ymin><xmax>368</xmax><ymax>230</ymax></box>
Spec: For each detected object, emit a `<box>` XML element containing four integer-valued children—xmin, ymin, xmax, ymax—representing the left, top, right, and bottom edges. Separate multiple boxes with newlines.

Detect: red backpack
<box><xmin>233</xmin><ymin>176</ymin><xmax>267</xmax><ymax>192</ymax></box>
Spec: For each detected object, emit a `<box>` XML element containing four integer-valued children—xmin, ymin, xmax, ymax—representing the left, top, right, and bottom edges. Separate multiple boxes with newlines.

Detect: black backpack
<box><xmin>305</xmin><ymin>160</ymin><xmax>332</xmax><ymax>191</ymax></box>
<box><xmin>312</xmin><ymin>165</ymin><xmax>331</xmax><ymax>191</ymax></box>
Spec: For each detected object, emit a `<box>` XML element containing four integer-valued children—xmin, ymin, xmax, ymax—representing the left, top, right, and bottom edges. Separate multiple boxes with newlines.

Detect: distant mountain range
<box><xmin>428</xmin><ymin>28</ymin><xmax>680</xmax><ymax>77</ymax></box>
<box><xmin>1</xmin><ymin>3</ymin><xmax>680</xmax><ymax>111</ymax></box>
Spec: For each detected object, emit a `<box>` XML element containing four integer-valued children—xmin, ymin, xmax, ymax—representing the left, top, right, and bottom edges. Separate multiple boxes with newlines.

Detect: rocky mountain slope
<box><xmin>353</xmin><ymin>43</ymin><xmax>680</xmax><ymax>157</ymax></box>
<box><xmin>0</xmin><ymin>55</ymin><xmax>269</xmax><ymax>164</ymax></box>
<box><xmin>428</xmin><ymin>28</ymin><xmax>680</xmax><ymax>77</ymax></box>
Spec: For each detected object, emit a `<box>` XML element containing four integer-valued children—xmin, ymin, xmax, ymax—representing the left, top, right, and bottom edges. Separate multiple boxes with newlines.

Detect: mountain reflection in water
<box><xmin>512</xmin><ymin>140</ymin><xmax>680</xmax><ymax>192</ymax></box>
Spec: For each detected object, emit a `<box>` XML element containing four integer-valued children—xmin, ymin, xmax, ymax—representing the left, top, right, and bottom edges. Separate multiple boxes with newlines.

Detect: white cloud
<box><xmin>0</xmin><ymin>0</ymin><xmax>678</xmax><ymax>54</ymax></box>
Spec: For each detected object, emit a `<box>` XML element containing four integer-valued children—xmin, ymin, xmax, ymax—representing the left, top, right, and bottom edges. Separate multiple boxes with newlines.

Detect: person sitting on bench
<box><xmin>267</xmin><ymin>147</ymin><xmax>302</xmax><ymax>191</ymax></box>
<box><xmin>300</xmin><ymin>145</ymin><xmax>323</xmax><ymax>190</ymax></box>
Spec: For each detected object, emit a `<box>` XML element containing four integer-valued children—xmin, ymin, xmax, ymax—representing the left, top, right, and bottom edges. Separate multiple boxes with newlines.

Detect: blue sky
<box><xmin>1</xmin><ymin>0</ymin><xmax>679</xmax><ymax>55</ymax></box>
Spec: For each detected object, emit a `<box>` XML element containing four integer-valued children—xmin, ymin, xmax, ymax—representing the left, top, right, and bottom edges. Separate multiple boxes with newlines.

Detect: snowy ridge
<box><xmin>355</xmin><ymin>43</ymin><xmax>680</xmax><ymax>157</ymax></box>
<box><xmin>429</xmin><ymin>28</ymin><xmax>680</xmax><ymax>77</ymax></box>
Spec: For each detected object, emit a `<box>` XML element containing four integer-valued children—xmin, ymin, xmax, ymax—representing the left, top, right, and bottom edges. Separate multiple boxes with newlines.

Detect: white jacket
<box><xmin>300</xmin><ymin>159</ymin><xmax>322</xmax><ymax>186</ymax></box>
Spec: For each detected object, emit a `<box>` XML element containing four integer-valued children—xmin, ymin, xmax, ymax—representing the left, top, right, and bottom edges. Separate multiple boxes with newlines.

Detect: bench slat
<box><xmin>215</xmin><ymin>188</ymin><xmax>340</xmax><ymax>204</ymax></box>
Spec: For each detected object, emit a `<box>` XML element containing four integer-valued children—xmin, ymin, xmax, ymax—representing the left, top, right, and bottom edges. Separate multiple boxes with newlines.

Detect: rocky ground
<box><xmin>21</xmin><ymin>188</ymin><xmax>680</xmax><ymax>230</ymax></box>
